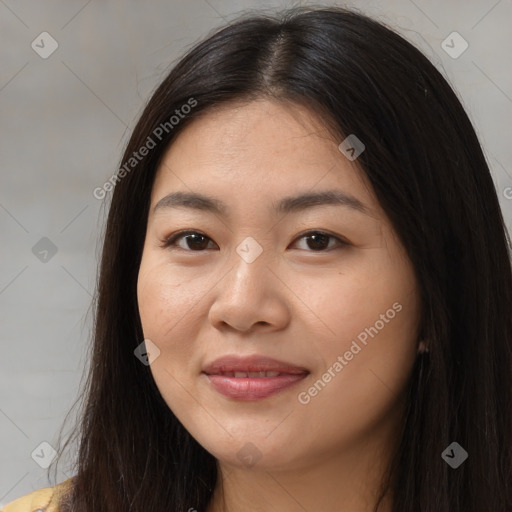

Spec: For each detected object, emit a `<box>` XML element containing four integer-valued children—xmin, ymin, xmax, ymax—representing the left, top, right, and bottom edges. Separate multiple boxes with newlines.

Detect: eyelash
<box><xmin>159</xmin><ymin>229</ymin><xmax>350</xmax><ymax>253</ymax></box>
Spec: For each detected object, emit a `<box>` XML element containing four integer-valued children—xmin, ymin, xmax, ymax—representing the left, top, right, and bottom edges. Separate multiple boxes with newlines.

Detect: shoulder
<box><xmin>1</xmin><ymin>478</ymin><xmax>74</xmax><ymax>512</ymax></box>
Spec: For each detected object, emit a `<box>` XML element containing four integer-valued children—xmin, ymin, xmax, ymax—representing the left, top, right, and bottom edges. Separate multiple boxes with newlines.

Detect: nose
<box><xmin>207</xmin><ymin>248</ymin><xmax>291</xmax><ymax>334</ymax></box>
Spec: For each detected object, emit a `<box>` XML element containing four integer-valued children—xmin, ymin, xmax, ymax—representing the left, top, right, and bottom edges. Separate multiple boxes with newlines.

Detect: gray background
<box><xmin>1</xmin><ymin>0</ymin><xmax>511</xmax><ymax>505</ymax></box>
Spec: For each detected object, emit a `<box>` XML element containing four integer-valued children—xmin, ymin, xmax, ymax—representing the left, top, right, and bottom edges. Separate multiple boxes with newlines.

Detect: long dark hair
<box><xmin>50</xmin><ymin>5</ymin><xmax>512</xmax><ymax>511</ymax></box>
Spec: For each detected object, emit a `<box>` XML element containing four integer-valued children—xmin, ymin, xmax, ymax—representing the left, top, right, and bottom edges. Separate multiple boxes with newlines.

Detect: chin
<box><xmin>194</xmin><ymin>429</ymin><xmax>304</xmax><ymax>471</ymax></box>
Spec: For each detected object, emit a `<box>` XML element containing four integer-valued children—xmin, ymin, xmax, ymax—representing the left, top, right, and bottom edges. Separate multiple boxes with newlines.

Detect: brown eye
<box><xmin>291</xmin><ymin>231</ymin><xmax>349</xmax><ymax>252</ymax></box>
<box><xmin>301</xmin><ymin>232</ymin><xmax>331</xmax><ymax>251</ymax></box>
<box><xmin>161</xmin><ymin>229</ymin><xmax>348</xmax><ymax>253</ymax></box>
<box><xmin>161</xmin><ymin>231</ymin><xmax>216</xmax><ymax>251</ymax></box>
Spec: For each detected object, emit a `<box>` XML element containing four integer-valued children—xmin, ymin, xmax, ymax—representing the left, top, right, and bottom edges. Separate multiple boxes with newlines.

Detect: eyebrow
<box><xmin>152</xmin><ymin>190</ymin><xmax>371</xmax><ymax>217</ymax></box>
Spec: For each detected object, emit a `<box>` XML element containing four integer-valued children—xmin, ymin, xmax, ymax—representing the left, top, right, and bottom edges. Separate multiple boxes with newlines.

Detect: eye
<box><xmin>160</xmin><ymin>229</ymin><xmax>349</xmax><ymax>252</ymax></box>
<box><xmin>291</xmin><ymin>230</ymin><xmax>349</xmax><ymax>251</ymax></box>
<box><xmin>160</xmin><ymin>230</ymin><xmax>217</xmax><ymax>251</ymax></box>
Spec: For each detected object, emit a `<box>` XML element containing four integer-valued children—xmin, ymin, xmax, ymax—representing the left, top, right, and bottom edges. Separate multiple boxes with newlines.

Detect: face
<box><xmin>137</xmin><ymin>99</ymin><xmax>421</xmax><ymax>472</ymax></box>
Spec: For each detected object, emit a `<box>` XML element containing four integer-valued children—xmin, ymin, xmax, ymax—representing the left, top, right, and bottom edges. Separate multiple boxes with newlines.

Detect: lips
<box><xmin>202</xmin><ymin>355</ymin><xmax>309</xmax><ymax>376</ymax></box>
<box><xmin>202</xmin><ymin>355</ymin><xmax>309</xmax><ymax>401</ymax></box>
<box><xmin>215</xmin><ymin>371</ymin><xmax>282</xmax><ymax>377</ymax></box>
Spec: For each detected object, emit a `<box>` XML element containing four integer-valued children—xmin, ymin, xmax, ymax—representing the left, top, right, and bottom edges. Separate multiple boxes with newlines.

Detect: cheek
<box><xmin>306</xmin><ymin>254</ymin><xmax>419</xmax><ymax>352</ymax></box>
<box><xmin>137</xmin><ymin>261</ymin><xmax>202</xmax><ymax>411</ymax></box>
<box><xmin>137</xmin><ymin>259</ymin><xmax>200</xmax><ymax>366</ymax></box>
<box><xmin>303</xmin><ymin>251</ymin><xmax>420</xmax><ymax>406</ymax></box>
<box><xmin>137</xmin><ymin>255</ymin><xmax>207</xmax><ymax>332</ymax></box>
<box><xmin>294</xmin><ymin>297</ymin><xmax>419</xmax><ymax>449</ymax></box>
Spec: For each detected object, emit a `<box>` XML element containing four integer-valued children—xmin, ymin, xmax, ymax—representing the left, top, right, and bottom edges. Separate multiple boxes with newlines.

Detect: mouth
<box><xmin>209</xmin><ymin>371</ymin><xmax>295</xmax><ymax>377</ymax></box>
<box><xmin>202</xmin><ymin>355</ymin><xmax>310</xmax><ymax>401</ymax></box>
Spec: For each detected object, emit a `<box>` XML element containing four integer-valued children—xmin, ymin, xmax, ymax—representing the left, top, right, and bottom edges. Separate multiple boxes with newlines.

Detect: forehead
<box><xmin>150</xmin><ymin>99</ymin><xmax>378</xmax><ymax>215</ymax></box>
<box><xmin>161</xmin><ymin>98</ymin><xmax>340</xmax><ymax>161</ymax></box>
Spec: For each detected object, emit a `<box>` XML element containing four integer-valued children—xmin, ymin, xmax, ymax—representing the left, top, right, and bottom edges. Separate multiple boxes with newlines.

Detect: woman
<box><xmin>3</xmin><ymin>5</ymin><xmax>511</xmax><ymax>512</ymax></box>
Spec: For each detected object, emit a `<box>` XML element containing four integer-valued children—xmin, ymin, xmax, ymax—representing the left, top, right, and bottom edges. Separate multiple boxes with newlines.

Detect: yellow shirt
<box><xmin>1</xmin><ymin>478</ymin><xmax>74</xmax><ymax>512</ymax></box>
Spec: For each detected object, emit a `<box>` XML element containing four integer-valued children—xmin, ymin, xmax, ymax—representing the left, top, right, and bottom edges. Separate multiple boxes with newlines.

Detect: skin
<box><xmin>137</xmin><ymin>99</ymin><xmax>422</xmax><ymax>512</ymax></box>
